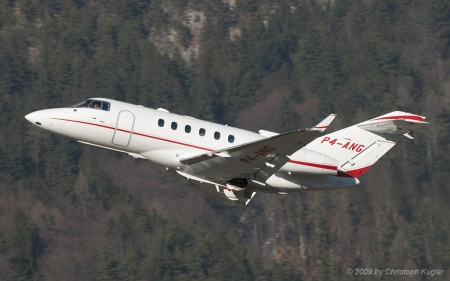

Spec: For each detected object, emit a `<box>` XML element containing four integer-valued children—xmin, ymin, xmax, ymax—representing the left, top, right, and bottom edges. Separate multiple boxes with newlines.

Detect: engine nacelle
<box><xmin>281</xmin><ymin>148</ymin><xmax>339</xmax><ymax>175</ymax></box>
<box><xmin>140</xmin><ymin>149</ymin><xmax>185</xmax><ymax>168</ymax></box>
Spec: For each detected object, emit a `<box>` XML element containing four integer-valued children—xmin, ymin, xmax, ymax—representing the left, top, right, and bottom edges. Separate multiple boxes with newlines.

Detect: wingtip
<box><xmin>311</xmin><ymin>113</ymin><xmax>337</xmax><ymax>133</ymax></box>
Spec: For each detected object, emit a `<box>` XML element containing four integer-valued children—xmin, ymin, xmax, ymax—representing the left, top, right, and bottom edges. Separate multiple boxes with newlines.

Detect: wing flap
<box><xmin>253</xmin><ymin>155</ymin><xmax>289</xmax><ymax>185</ymax></box>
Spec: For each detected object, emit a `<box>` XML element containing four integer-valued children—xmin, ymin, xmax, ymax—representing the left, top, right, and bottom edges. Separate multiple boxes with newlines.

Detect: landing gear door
<box><xmin>112</xmin><ymin>110</ymin><xmax>135</xmax><ymax>147</ymax></box>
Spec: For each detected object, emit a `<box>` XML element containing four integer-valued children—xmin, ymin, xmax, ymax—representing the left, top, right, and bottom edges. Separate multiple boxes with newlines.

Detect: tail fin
<box><xmin>305</xmin><ymin>111</ymin><xmax>428</xmax><ymax>178</ymax></box>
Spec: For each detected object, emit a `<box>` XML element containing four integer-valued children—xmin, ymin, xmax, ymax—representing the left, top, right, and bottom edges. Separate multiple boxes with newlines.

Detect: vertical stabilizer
<box><xmin>305</xmin><ymin>111</ymin><xmax>428</xmax><ymax>178</ymax></box>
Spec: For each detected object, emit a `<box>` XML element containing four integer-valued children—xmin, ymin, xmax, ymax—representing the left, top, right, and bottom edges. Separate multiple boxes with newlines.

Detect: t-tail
<box><xmin>306</xmin><ymin>111</ymin><xmax>428</xmax><ymax>178</ymax></box>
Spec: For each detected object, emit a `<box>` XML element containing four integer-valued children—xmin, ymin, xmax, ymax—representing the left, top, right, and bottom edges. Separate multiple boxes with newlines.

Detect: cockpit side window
<box><xmin>69</xmin><ymin>99</ymin><xmax>110</xmax><ymax>111</ymax></box>
<box><xmin>70</xmin><ymin>99</ymin><xmax>93</xmax><ymax>108</ymax></box>
<box><xmin>100</xmin><ymin>102</ymin><xmax>110</xmax><ymax>111</ymax></box>
<box><xmin>91</xmin><ymin>101</ymin><xmax>101</xmax><ymax>109</ymax></box>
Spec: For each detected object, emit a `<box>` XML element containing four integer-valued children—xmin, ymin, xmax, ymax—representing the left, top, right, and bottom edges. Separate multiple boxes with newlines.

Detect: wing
<box><xmin>177</xmin><ymin>114</ymin><xmax>336</xmax><ymax>205</ymax></box>
<box><xmin>180</xmin><ymin>114</ymin><xmax>337</xmax><ymax>182</ymax></box>
<box><xmin>180</xmin><ymin>129</ymin><xmax>319</xmax><ymax>180</ymax></box>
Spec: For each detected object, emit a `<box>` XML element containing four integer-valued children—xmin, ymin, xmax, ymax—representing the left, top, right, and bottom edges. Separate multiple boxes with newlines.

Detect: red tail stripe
<box><xmin>288</xmin><ymin>160</ymin><xmax>337</xmax><ymax>170</ymax></box>
<box><xmin>337</xmin><ymin>166</ymin><xmax>372</xmax><ymax>178</ymax></box>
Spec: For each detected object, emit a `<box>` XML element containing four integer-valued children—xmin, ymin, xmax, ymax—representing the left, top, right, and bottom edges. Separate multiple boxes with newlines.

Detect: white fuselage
<box><xmin>25</xmin><ymin>98</ymin><xmax>359</xmax><ymax>192</ymax></box>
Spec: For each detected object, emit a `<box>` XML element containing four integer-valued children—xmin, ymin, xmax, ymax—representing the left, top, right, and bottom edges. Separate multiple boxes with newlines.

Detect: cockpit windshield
<box><xmin>69</xmin><ymin>99</ymin><xmax>111</xmax><ymax>111</ymax></box>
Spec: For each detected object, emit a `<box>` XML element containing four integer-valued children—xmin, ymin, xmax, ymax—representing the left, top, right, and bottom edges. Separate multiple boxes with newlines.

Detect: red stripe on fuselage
<box><xmin>51</xmin><ymin>118</ymin><xmax>214</xmax><ymax>152</ymax></box>
<box><xmin>52</xmin><ymin>118</ymin><xmax>114</xmax><ymax>130</ymax></box>
<box><xmin>51</xmin><ymin>118</ymin><xmax>358</xmax><ymax>176</ymax></box>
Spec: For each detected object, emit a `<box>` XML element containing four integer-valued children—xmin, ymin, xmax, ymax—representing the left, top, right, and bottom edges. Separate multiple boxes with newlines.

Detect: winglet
<box><xmin>310</xmin><ymin>114</ymin><xmax>337</xmax><ymax>133</ymax></box>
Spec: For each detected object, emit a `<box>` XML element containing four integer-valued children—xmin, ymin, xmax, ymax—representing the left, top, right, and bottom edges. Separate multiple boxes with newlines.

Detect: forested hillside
<box><xmin>1</xmin><ymin>0</ymin><xmax>450</xmax><ymax>280</ymax></box>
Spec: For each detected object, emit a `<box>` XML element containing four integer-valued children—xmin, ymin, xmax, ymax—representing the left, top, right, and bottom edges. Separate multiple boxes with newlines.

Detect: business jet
<box><xmin>25</xmin><ymin>98</ymin><xmax>428</xmax><ymax>206</ymax></box>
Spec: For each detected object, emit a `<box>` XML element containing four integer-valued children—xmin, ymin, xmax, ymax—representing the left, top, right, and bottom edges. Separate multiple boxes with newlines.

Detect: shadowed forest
<box><xmin>1</xmin><ymin>0</ymin><xmax>450</xmax><ymax>280</ymax></box>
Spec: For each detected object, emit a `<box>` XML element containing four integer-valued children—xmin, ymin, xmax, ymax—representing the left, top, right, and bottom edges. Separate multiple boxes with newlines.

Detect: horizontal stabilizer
<box><xmin>357</xmin><ymin>111</ymin><xmax>428</xmax><ymax>135</ymax></box>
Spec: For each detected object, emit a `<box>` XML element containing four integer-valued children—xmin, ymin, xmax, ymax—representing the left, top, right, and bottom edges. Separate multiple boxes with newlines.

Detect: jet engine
<box><xmin>281</xmin><ymin>148</ymin><xmax>339</xmax><ymax>175</ymax></box>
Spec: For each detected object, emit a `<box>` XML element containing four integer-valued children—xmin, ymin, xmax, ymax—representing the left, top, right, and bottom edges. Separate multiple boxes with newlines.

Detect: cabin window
<box><xmin>228</xmin><ymin>135</ymin><xmax>235</xmax><ymax>143</ymax></box>
<box><xmin>214</xmin><ymin>132</ymin><xmax>220</xmax><ymax>140</ymax></box>
<box><xmin>185</xmin><ymin>125</ymin><xmax>191</xmax><ymax>133</ymax></box>
<box><xmin>171</xmin><ymin>122</ymin><xmax>178</xmax><ymax>130</ymax></box>
<box><xmin>199</xmin><ymin>128</ymin><xmax>206</xmax><ymax>136</ymax></box>
<box><xmin>158</xmin><ymin>119</ymin><xmax>165</xmax><ymax>127</ymax></box>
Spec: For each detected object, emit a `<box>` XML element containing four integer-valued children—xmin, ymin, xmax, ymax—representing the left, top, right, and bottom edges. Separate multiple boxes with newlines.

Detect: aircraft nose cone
<box><xmin>24</xmin><ymin>112</ymin><xmax>38</xmax><ymax>125</ymax></box>
<box><xmin>24</xmin><ymin>109</ymin><xmax>54</xmax><ymax>127</ymax></box>
<box><xmin>25</xmin><ymin>111</ymin><xmax>43</xmax><ymax>126</ymax></box>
